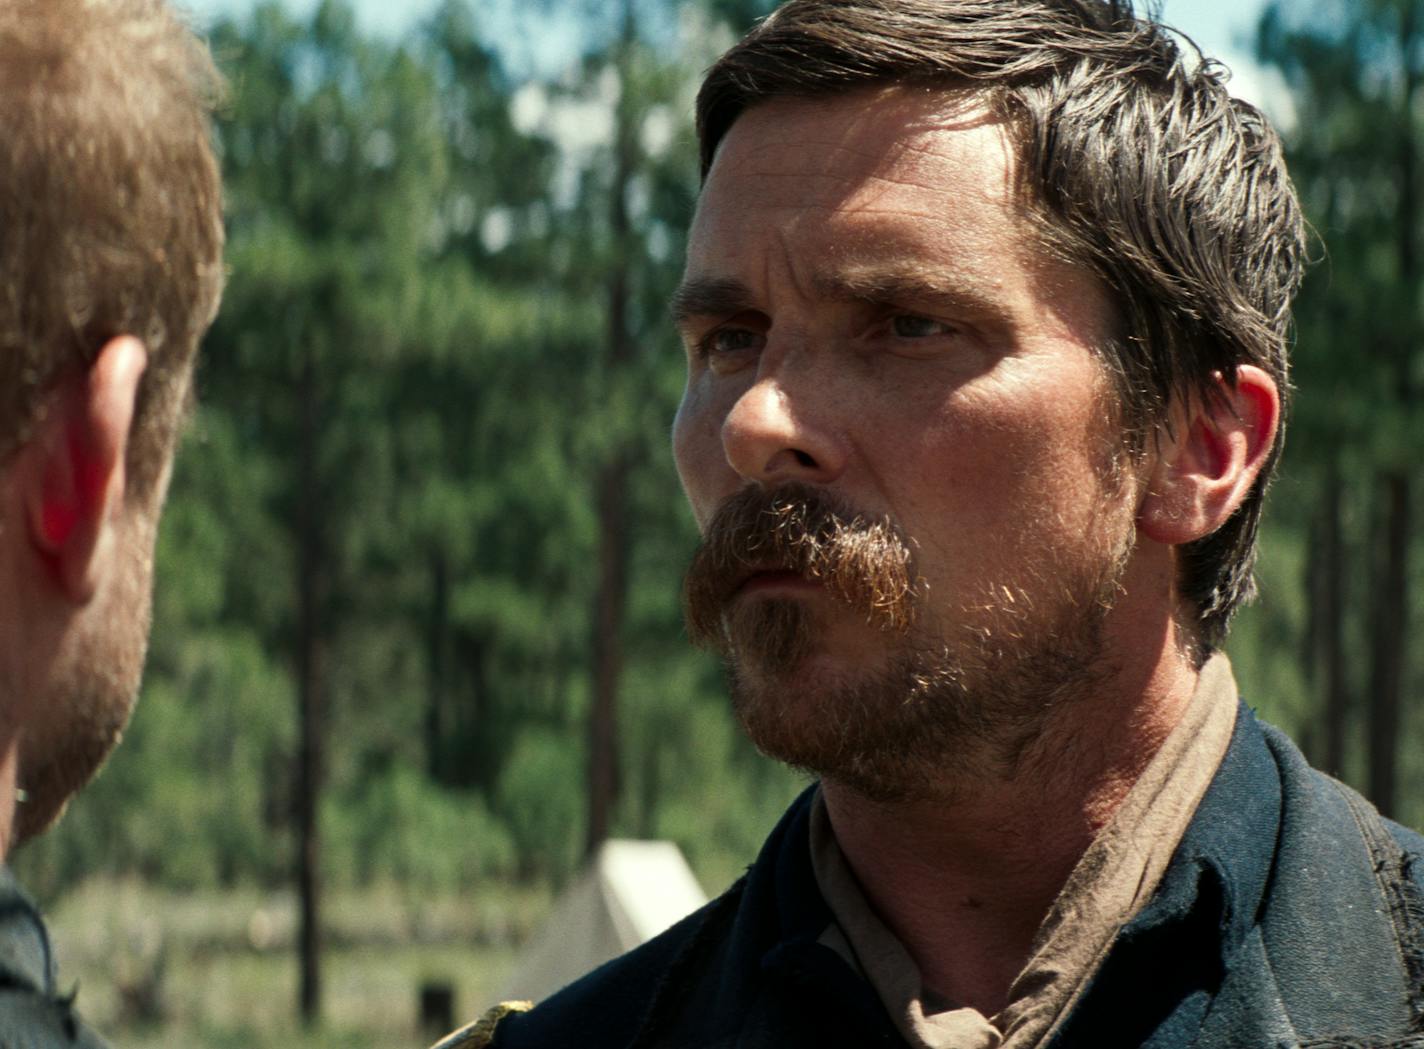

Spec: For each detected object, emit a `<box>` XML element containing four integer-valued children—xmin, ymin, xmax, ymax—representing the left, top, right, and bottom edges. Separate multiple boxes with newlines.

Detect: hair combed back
<box><xmin>696</xmin><ymin>0</ymin><xmax>1308</xmax><ymax>648</ymax></box>
<box><xmin>0</xmin><ymin>0</ymin><xmax>225</xmax><ymax>498</ymax></box>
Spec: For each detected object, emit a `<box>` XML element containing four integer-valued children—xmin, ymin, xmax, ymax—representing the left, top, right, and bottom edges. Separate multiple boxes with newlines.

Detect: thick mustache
<box><xmin>682</xmin><ymin>483</ymin><xmax>919</xmax><ymax>647</ymax></box>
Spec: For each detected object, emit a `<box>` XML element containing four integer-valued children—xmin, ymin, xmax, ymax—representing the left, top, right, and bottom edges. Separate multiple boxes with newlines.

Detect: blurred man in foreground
<box><xmin>439</xmin><ymin>1</ymin><xmax>1424</xmax><ymax>1047</ymax></box>
<box><xmin>0</xmin><ymin>0</ymin><xmax>224</xmax><ymax>1041</ymax></box>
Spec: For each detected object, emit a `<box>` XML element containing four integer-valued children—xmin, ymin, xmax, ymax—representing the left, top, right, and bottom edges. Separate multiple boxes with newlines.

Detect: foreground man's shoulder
<box><xmin>0</xmin><ymin>872</ymin><xmax>109</xmax><ymax>1048</ymax></box>
<box><xmin>1260</xmin><ymin>716</ymin><xmax>1424</xmax><ymax>851</ymax></box>
<box><xmin>0</xmin><ymin>987</ymin><xmax>110</xmax><ymax>1048</ymax></box>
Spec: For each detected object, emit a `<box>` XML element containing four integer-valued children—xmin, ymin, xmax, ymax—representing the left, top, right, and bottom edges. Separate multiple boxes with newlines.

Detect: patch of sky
<box><xmin>1158</xmin><ymin>0</ymin><xmax>1296</xmax><ymax>129</ymax></box>
<box><xmin>180</xmin><ymin>0</ymin><xmax>1295</xmax><ymax>146</ymax></box>
<box><xmin>180</xmin><ymin>0</ymin><xmax>671</xmax><ymax>82</ymax></box>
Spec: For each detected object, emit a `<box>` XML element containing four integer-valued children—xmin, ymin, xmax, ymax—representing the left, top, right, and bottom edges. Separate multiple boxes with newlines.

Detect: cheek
<box><xmin>672</xmin><ymin>383</ymin><xmax>727</xmax><ymax>528</ymax></box>
<box><xmin>896</xmin><ymin>381</ymin><xmax>1108</xmax><ymax>544</ymax></box>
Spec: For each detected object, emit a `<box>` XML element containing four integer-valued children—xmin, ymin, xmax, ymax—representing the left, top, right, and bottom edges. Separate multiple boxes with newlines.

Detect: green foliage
<box><xmin>1225</xmin><ymin>521</ymin><xmax>1312</xmax><ymax>734</ymax></box>
<box><xmin>494</xmin><ymin>729</ymin><xmax>584</xmax><ymax>883</ymax></box>
<box><xmin>325</xmin><ymin>766</ymin><xmax>517</xmax><ymax>889</ymax></box>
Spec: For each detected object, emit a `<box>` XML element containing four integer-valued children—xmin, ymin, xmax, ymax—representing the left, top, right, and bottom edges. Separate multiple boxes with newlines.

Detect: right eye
<box><xmin>698</xmin><ymin>326</ymin><xmax>765</xmax><ymax>372</ymax></box>
<box><xmin>707</xmin><ymin>328</ymin><xmax>763</xmax><ymax>355</ymax></box>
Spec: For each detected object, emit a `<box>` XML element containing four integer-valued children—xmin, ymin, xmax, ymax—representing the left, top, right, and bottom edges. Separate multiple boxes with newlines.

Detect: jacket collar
<box><xmin>736</xmin><ymin>705</ymin><xmax>1285</xmax><ymax>1048</ymax></box>
<box><xmin>1049</xmin><ymin>703</ymin><xmax>1285</xmax><ymax>1047</ymax></box>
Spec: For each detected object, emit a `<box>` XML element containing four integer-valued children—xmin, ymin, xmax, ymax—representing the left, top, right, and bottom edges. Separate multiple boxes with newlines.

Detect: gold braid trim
<box><xmin>429</xmin><ymin>1001</ymin><xmax>534</xmax><ymax>1049</ymax></box>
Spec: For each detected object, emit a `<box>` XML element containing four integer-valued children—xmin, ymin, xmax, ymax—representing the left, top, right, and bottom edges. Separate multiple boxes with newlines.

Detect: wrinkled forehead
<box><xmin>694</xmin><ymin>82</ymin><xmax>1104</xmax><ymax>281</ymax></box>
<box><xmin>686</xmin><ymin>86</ymin><xmax>1101</xmax><ymax>303</ymax></box>
<box><xmin>689</xmin><ymin>88</ymin><xmax>1029</xmax><ymax>276</ymax></box>
<box><xmin>698</xmin><ymin>85</ymin><xmax>1017</xmax><ymax>209</ymax></box>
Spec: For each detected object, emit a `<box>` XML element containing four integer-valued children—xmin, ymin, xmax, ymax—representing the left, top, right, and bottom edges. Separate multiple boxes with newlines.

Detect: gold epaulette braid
<box><xmin>429</xmin><ymin>1001</ymin><xmax>534</xmax><ymax>1049</ymax></box>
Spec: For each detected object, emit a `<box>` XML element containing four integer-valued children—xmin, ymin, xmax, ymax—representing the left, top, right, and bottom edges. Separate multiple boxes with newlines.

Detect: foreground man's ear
<box><xmin>1137</xmin><ymin>364</ymin><xmax>1279</xmax><ymax>546</ymax></box>
<box><xmin>21</xmin><ymin>336</ymin><xmax>148</xmax><ymax>603</ymax></box>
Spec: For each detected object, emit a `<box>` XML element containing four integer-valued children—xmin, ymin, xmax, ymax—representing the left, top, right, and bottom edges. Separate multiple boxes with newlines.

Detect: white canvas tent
<box><xmin>501</xmin><ymin>839</ymin><xmax>708</xmax><ymax>1003</ymax></box>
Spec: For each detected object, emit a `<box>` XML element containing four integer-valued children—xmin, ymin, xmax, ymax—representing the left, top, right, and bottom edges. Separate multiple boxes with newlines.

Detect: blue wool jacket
<box><xmin>0</xmin><ymin>870</ymin><xmax>108</xmax><ymax>1049</ymax></box>
<box><xmin>487</xmin><ymin>706</ymin><xmax>1424</xmax><ymax>1049</ymax></box>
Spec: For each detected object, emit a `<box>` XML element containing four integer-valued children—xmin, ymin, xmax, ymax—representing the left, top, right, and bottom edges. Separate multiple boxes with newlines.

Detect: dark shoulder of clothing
<box><xmin>488</xmin><ymin>788</ymin><xmax>895</xmax><ymax>1049</ymax></box>
<box><xmin>0</xmin><ymin>869</ymin><xmax>108</xmax><ymax>1049</ymax></box>
<box><xmin>490</xmin><ymin>706</ymin><xmax>1424</xmax><ymax>1049</ymax></box>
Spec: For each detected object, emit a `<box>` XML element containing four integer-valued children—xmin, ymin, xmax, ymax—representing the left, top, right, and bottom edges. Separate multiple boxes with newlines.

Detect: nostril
<box><xmin>792</xmin><ymin>449</ymin><xmax>817</xmax><ymax>469</ymax></box>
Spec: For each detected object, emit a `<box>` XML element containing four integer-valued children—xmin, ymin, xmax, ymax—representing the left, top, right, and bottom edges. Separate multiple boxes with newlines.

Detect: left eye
<box><xmin>890</xmin><ymin>315</ymin><xmax>954</xmax><ymax>338</ymax></box>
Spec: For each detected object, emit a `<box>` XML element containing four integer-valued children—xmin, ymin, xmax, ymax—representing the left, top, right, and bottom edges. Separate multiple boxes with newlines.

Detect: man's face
<box><xmin>672</xmin><ymin>88</ymin><xmax>1143</xmax><ymax>798</ymax></box>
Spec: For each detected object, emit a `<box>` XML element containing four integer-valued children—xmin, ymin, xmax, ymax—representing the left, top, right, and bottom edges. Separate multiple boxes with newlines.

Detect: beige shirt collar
<box><xmin>810</xmin><ymin>653</ymin><xmax>1241</xmax><ymax>1049</ymax></box>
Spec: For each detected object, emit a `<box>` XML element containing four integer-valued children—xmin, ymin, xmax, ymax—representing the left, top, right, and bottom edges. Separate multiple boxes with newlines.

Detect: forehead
<box><xmin>690</xmin><ymin>87</ymin><xmax>1028</xmax><ymax>268</ymax></box>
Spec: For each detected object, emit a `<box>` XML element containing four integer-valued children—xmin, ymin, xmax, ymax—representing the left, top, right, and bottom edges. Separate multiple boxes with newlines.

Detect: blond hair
<box><xmin>0</xmin><ymin>0</ymin><xmax>225</xmax><ymax>499</ymax></box>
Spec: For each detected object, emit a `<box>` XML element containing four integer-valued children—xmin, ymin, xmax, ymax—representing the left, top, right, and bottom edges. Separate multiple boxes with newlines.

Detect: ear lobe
<box><xmin>1138</xmin><ymin>365</ymin><xmax>1280</xmax><ymax>546</ymax></box>
<box><xmin>24</xmin><ymin>336</ymin><xmax>148</xmax><ymax>603</ymax></box>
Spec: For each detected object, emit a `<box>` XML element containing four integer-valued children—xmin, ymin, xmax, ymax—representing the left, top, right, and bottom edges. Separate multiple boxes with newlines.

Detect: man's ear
<box><xmin>21</xmin><ymin>336</ymin><xmax>148</xmax><ymax>603</ymax></box>
<box><xmin>1138</xmin><ymin>364</ymin><xmax>1279</xmax><ymax>546</ymax></box>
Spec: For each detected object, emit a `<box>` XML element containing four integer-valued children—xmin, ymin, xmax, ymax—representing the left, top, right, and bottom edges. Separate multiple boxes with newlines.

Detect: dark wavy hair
<box><xmin>695</xmin><ymin>0</ymin><xmax>1308</xmax><ymax>649</ymax></box>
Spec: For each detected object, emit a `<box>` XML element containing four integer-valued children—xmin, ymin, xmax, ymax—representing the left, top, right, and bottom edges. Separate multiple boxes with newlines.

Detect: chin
<box><xmin>13</xmin><ymin>544</ymin><xmax>150</xmax><ymax>847</ymax></box>
<box><xmin>729</xmin><ymin>639</ymin><xmax>932</xmax><ymax>793</ymax></box>
<box><xmin>726</xmin><ymin>598</ymin><xmax>1118</xmax><ymax>803</ymax></box>
<box><xmin>14</xmin><ymin>657</ymin><xmax>141</xmax><ymax>845</ymax></box>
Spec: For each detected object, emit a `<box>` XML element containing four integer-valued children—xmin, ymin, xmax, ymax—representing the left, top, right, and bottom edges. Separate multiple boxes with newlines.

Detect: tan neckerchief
<box><xmin>810</xmin><ymin>653</ymin><xmax>1241</xmax><ymax>1049</ymax></box>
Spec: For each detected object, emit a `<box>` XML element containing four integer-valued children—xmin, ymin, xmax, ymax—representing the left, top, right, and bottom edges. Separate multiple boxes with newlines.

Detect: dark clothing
<box><xmin>0</xmin><ymin>871</ymin><xmax>107</xmax><ymax>1049</ymax></box>
<box><xmin>492</xmin><ymin>706</ymin><xmax>1424</xmax><ymax>1048</ymax></box>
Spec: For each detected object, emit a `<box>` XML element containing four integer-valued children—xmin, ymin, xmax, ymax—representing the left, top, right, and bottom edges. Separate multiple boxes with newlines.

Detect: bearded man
<box><xmin>439</xmin><ymin>1</ymin><xmax>1424</xmax><ymax>1047</ymax></box>
<box><xmin>0</xmin><ymin>0</ymin><xmax>224</xmax><ymax>1042</ymax></box>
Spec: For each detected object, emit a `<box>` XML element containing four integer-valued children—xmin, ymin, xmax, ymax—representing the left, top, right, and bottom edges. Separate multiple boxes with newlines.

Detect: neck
<box><xmin>821</xmin><ymin>631</ymin><xmax>1200</xmax><ymax>1016</ymax></box>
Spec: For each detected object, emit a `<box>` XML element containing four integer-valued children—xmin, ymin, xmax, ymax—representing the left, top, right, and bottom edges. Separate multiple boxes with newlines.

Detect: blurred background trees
<box><xmin>1250</xmin><ymin>0</ymin><xmax>1424</xmax><ymax>814</ymax></box>
<box><xmin>10</xmin><ymin>0</ymin><xmax>1424</xmax><ymax>1044</ymax></box>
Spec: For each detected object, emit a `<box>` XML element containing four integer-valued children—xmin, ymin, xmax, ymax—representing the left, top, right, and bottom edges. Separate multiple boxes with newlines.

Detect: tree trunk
<box><xmin>1398</xmin><ymin>3</ymin><xmax>1418</xmax><ymax>368</ymax></box>
<box><xmin>1304</xmin><ymin>464</ymin><xmax>1348</xmax><ymax>775</ymax></box>
<box><xmin>455</xmin><ymin>631</ymin><xmax>491</xmax><ymax>790</ymax></box>
<box><xmin>296</xmin><ymin>347</ymin><xmax>325</xmax><ymax>1025</ymax></box>
<box><xmin>1317</xmin><ymin>465</ymin><xmax>1348</xmax><ymax>779</ymax></box>
<box><xmin>1368</xmin><ymin>472</ymin><xmax>1410</xmax><ymax>818</ymax></box>
<box><xmin>427</xmin><ymin>549</ymin><xmax>450</xmax><ymax>782</ymax></box>
<box><xmin>637</xmin><ymin>718</ymin><xmax>660</xmax><ymax>839</ymax></box>
<box><xmin>586</xmin><ymin>0</ymin><xmax>638</xmax><ymax>860</ymax></box>
<box><xmin>588</xmin><ymin>454</ymin><xmax>629</xmax><ymax>855</ymax></box>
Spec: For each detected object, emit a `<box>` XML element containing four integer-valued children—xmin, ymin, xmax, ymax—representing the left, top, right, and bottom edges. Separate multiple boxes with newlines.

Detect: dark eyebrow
<box><xmin>668</xmin><ymin>269</ymin><xmax>1012</xmax><ymax>330</ymax></box>
<box><xmin>669</xmin><ymin>277</ymin><xmax>755</xmax><ymax>327</ymax></box>
<box><xmin>812</xmin><ymin>269</ymin><xmax>1007</xmax><ymax>324</ymax></box>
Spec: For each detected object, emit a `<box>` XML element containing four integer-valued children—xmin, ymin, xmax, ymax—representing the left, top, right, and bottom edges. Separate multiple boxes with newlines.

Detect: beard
<box><xmin>682</xmin><ymin>482</ymin><xmax>1134</xmax><ymax>803</ymax></box>
<box><xmin>12</xmin><ymin>524</ymin><xmax>151</xmax><ymax>845</ymax></box>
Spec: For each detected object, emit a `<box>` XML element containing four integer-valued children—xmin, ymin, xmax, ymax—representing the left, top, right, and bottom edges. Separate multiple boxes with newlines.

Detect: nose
<box><xmin>721</xmin><ymin>376</ymin><xmax>845</xmax><ymax>486</ymax></box>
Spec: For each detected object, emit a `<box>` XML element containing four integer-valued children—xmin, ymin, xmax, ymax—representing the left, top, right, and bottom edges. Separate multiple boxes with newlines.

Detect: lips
<box><xmin>734</xmin><ymin>568</ymin><xmax>821</xmax><ymax>598</ymax></box>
